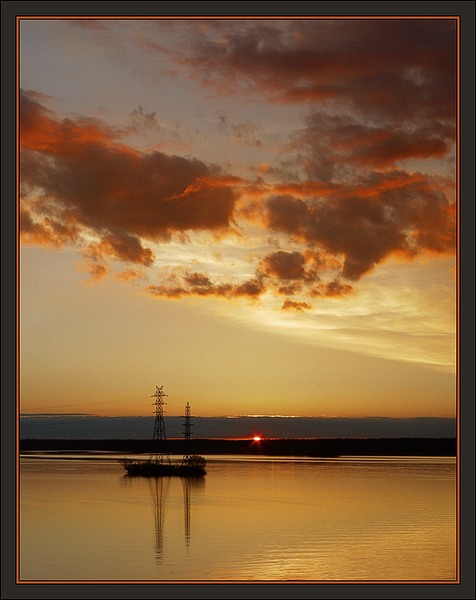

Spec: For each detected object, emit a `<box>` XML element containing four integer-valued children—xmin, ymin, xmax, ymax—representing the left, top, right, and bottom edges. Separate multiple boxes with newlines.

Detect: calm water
<box><xmin>19</xmin><ymin>454</ymin><xmax>457</xmax><ymax>582</ymax></box>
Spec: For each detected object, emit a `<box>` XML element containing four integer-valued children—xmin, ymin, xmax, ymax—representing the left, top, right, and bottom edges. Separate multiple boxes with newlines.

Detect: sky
<box><xmin>18</xmin><ymin>17</ymin><xmax>458</xmax><ymax>423</ymax></box>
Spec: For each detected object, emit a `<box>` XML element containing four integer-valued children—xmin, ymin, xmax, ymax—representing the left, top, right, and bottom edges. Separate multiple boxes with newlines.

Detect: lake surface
<box><xmin>19</xmin><ymin>454</ymin><xmax>457</xmax><ymax>582</ymax></box>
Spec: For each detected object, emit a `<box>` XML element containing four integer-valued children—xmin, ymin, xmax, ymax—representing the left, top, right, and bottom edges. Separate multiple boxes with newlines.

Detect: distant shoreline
<box><xmin>20</xmin><ymin>437</ymin><xmax>457</xmax><ymax>457</ymax></box>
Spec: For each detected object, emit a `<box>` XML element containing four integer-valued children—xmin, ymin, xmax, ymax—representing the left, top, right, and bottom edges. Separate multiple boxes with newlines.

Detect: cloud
<box><xmin>20</xmin><ymin>203</ymin><xmax>80</xmax><ymax>248</ymax></box>
<box><xmin>148</xmin><ymin>270</ymin><xmax>264</xmax><ymax>300</ymax></box>
<box><xmin>177</xmin><ymin>20</ymin><xmax>456</xmax><ymax>122</ymax></box>
<box><xmin>146</xmin><ymin>249</ymin><xmax>357</xmax><ymax>303</ymax></box>
<box><xmin>294</xmin><ymin>112</ymin><xmax>454</xmax><ymax>182</ymax></box>
<box><xmin>20</xmin><ymin>90</ymin><xmax>239</xmax><ymax>264</ymax></box>
<box><xmin>19</xmin><ymin>74</ymin><xmax>455</xmax><ymax>306</ymax></box>
<box><xmin>263</xmin><ymin>169</ymin><xmax>455</xmax><ymax>280</ymax></box>
<box><xmin>87</xmin><ymin>232</ymin><xmax>155</xmax><ymax>266</ymax></box>
<box><xmin>172</xmin><ymin>20</ymin><xmax>456</xmax><ymax>189</ymax></box>
<box><xmin>260</xmin><ymin>250</ymin><xmax>307</xmax><ymax>280</ymax></box>
<box><xmin>282</xmin><ymin>299</ymin><xmax>312</xmax><ymax>312</ymax></box>
<box><xmin>312</xmin><ymin>279</ymin><xmax>354</xmax><ymax>298</ymax></box>
<box><xmin>257</xmin><ymin>250</ymin><xmax>351</xmax><ymax>298</ymax></box>
<box><xmin>86</xmin><ymin>262</ymin><xmax>109</xmax><ymax>281</ymax></box>
<box><xmin>20</xmin><ymin>90</ymin><xmax>120</xmax><ymax>154</ymax></box>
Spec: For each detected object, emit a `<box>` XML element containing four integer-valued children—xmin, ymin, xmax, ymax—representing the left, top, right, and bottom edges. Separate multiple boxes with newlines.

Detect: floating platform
<box><xmin>121</xmin><ymin>455</ymin><xmax>206</xmax><ymax>478</ymax></box>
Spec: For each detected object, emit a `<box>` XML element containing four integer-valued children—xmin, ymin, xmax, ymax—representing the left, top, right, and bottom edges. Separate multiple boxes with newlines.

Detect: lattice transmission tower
<box><xmin>151</xmin><ymin>385</ymin><xmax>170</xmax><ymax>464</ymax></box>
<box><xmin>182</xmin><ymin>401</ymin><xmax>194</xmax><ymax>461</ymax></box>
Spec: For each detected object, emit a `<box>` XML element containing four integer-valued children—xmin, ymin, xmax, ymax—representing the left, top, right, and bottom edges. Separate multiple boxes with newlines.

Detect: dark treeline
<box><xmin>20</xmin><ymin>437</ymin><xmax>457</xmax><ymax>456</ymax></box>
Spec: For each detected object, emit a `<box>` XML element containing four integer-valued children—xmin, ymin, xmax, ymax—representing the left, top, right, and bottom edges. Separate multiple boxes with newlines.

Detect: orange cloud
<box><xmin>147</xmin><ymin>263</ymin><xmax>354</xmax><ymax>303</ymax></box>
<box><xmin>86</xmin><ymin>233</ymin><xmax>154</xmax><ymax>267</ymax></box>
<box><xmin>264</xmin><ymin>169</ymin><xmax>455</xmax><ymax>281</ymax></box>
<box><xmin>115</xmin><ymin>268</ymin><xmax>146</xmax><ymax>282</ymax></box>
<box><xmin>282</xmin><ymin>299</ymin><xmax>312</xmax><ymax>312</ymax></box>
<box><xmin>20</xmin><ymin>91</ymin><xmax>122</xmax><ymax>156</ymax></box>
<box><xmin>255</xmin><ymin>249</ymin><xmax>355</xmax><ymax>300</ymax></box>
<box><xmin>20</xmin><ymin>204</ymin><xmax>80</xmax><ymax>248</ymax></box>
<box><xmin>84</xmin><ymin>261</ymin><xmax>109</xmax><ymax>282</ymax></box>
<box><xmin>20</xmin><ymin>90</ymin><xmax>239</xmax><ymax>267</ymax></box>
<box><xmin>148</xmin><ymin>271</ymin><xmax>264</xmax><ymax>300</ymax></box>
<box><xmin>310</xmin><ymin>279</ymin><xmax>354</xmax><ymax>298</ymax></box>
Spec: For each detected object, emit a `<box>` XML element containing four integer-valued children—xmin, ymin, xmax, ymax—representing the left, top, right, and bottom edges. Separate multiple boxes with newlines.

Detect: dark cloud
<box><xmin>179</xmin><ymin>20</ymin><xmax>456</xmax><ymax>122</ymax></box>
<box><xmin>148</xmin><ymin>271</ymin><xmax>264</xmax><ymax>300</ymax></box>
<box><xmin>258</xmin><ymin>250</ymin><xmax>354</xmax><ymax>299</ymax></box>
<box><xmin>265</xmin><ymin>170</ymin><xmax>455</xmax><ymax>280</ymax></box>
<box><xmin>86</xmin><ymin>232</ymin><xmax>154</xmax><ymax>269</ymax></box>
<box><xmin>20</xmin><ymin>90</ymin><xmax>239</xmax><ymax>272</ymax></box>
<box><xmin>296</xmin><ymin>112</ymin><xmax>454</xmax><ymax>182</ymax></box>
<box><xmin>260</xmin><ymin>250</ymin><xmax>307</xmax><ymax>280</ymax></box>
<box><xmin>177</xmin><ymin>19</ymin><xmax>456</xmax><ymax>197</ymax></box>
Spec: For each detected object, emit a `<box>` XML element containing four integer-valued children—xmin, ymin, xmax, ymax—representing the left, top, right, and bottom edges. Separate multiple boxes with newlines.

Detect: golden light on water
<box><xmin>19</xmin><ymin>456</ymin><xmax>457</xmax><ymax>581</ymax></box>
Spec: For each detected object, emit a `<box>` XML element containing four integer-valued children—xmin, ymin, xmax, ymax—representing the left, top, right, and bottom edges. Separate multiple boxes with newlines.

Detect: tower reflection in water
<box><xmin>148</xmin><ymin>476</ymin><xmax>205</xmax><ymax>561</ymax></box>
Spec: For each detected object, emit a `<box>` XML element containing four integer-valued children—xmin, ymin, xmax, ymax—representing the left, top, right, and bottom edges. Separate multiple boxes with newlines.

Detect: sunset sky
<box><xmin>19</xmin><ymin>17</ymin><xmax>458</xmax><ymax>420</ymax></box>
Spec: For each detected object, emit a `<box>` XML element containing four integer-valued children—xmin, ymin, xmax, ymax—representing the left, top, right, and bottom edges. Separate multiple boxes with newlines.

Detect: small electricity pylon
<box><xmin>151</xmin><ymin>385</ymin><xmax>170</xmax><ymax>464</ymax></box>
<box><xmin>182</xmin><ymin>402</ymin><xmax>193</xmax><ymax>462</ymax></box>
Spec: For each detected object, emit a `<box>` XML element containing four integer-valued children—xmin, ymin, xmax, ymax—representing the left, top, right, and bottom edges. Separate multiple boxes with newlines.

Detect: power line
<box><xmin>20</xmin><ymin>395</ymin><xmax>154</xmax><ymax>412</ymax></box>
<box><xmin>22</xmin><ymin>393</ymin><xmax>224</xmax><ymax>414</ymax></box>
<box><xmin>167</xmin><ymin>394</ymin><xmax>223</xmax><ymax>408</ymax></box>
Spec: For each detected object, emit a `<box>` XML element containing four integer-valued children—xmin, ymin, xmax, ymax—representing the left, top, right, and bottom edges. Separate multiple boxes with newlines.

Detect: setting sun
<box><xmin>252</xmin><ymin>436</ymin><xmax>262</xmax><ymax>442</ymax></box>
